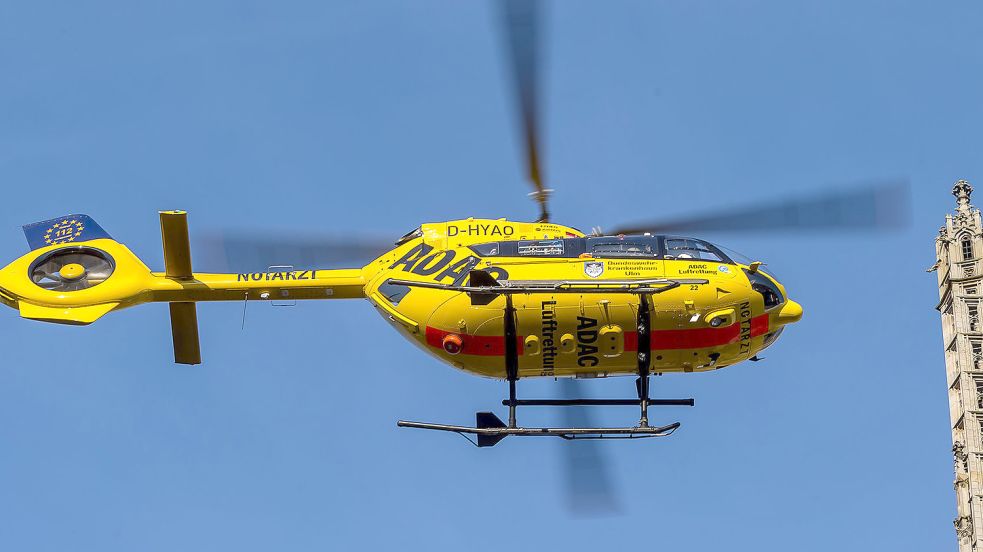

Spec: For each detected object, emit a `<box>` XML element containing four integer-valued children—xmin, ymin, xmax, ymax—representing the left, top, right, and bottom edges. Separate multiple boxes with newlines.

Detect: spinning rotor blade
<box><xmin>194</xmin><ymin>231</ymin><xmax>394</xmax><ymax>273</ymax></box>
<box><xmin>610</xmin><ymin>180</ymin><xmax>911</xmax><ymax>235</ymax></box>
<box><xmin>500</xmin><ymin>0</ymin><xmax>551</xmax><ymax>222</ymax></box>
<box><xmin>557</xmin><ymin>378</ymin><xmax>620</xmax><ymax>517</ymax></box>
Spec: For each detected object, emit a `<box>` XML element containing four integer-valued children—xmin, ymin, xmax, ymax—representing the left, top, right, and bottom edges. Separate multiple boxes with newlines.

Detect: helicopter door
<box><xmin>647</xmin><ymin>304</ymin><xmax>685</xmax><ymax>372</ymax></box>
<box><xmin>469</xmin><ymin>293</ymin><xmax>634</xmax><ymax>379</ymax></box>
<box><xmin>544</xmin><ymin>295</ymin><xmax>636</xmax><ymax>378</ymax></box>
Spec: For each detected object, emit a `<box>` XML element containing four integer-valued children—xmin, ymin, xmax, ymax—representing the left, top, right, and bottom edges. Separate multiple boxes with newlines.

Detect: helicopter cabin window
<box><xmin>470</xmin><ymin>242</ymin><xmax>501</xmax><ymax>256</ymax></box>
<box><xmin>378</xmin><ymin>281</ymin><xmax>411</xmax><ymax>306</ymax></box>
<box><xmin>588</xmin><ymin>237</ymin><xmax>658</xmax><ymax>258</ymax></box>
<box><xmin>963</xmin><ymin>237</ymin><xmax>975</xmax><ymax>261</ymax></box>
<box><xmin>518</xmin><ymin>239</ymin><xmax>565</xmax><ymax>256</ymax></box>
<box><xmin>469</xmin><ymin>238</ymin><xmax>586</xmax><ymax>258</ymax></box>
<box><xmin>665</xmin><ymin>238</ymin><xmax>725</xmax><ymax>262</ymax></box>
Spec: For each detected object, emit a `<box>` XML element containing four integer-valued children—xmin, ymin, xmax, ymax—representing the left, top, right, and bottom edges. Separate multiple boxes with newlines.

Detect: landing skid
<box><xmin>398</xmin><ymin>392</ymin><xmax>693</xmax><ymax>447</ymax></box>
<box><xmin>399</xmin><ymin>413</ymin><xmax>682</xmax><ymax>447</ymax></box>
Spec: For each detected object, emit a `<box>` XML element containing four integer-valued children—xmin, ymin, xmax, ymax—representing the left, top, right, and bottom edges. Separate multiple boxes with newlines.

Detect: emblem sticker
<box><xmin>718</xmin><ymin>265</ymin><xmax>731</xmax><ymax>273</ymax></box>
<box><xmin>584</xmin><ymin>261</ymin><xmax>604</xmax><ymax>278</ymax></box>
<box><xmin>22</xmin><ymin>214</ymin><xmax>112</xmax><ymax>251</ymax></box>
<box><xmin>44</xmin><ymin>219</ymin><xmax>85</xmax><ymax>246</ymax></box>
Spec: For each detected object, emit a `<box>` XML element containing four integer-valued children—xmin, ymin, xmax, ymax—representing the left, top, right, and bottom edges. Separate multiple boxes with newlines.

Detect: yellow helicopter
<box><xmin>0</xmin><ymin>1</ymin><xmax>904</xmax><ymax>446</ymax></box>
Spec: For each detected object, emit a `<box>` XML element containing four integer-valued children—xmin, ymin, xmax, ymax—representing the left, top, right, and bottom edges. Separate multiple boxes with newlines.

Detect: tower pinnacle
<box><xmin>954</xmin><ymin>179</ymin><xmax>974</xmax><ymax>213</ymax></box>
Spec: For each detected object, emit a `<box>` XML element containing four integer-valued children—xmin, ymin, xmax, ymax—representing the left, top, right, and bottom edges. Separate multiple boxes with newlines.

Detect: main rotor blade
<box><xmin>557</xmin><ymin>378</ymin><xmax>621</xmax><ymax>517</ymax></box>
<box><xmin>193</xmin><ymin>231</ymin><xmax>394</xmax><ymax>273</ymax></box>
<box><xmin>610</xmin><ymin>179</ymin><xmax>911</xmax><ymax>235</ymax></box>
<box><xmin>500</xmin><ymin>0</ymin><xmax>551</xmax><ymax>222</ymax></box>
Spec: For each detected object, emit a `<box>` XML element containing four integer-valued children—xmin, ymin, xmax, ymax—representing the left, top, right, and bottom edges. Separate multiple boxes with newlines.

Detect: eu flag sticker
<box><xmin>23</xmin><ymin>214</ymin><xmax>112</xmax><ymax>251</ymax></box>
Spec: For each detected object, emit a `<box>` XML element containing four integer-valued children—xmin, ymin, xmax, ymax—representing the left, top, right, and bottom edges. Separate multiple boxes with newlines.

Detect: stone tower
<box><xmin>935</xmin><ymin>180</ymin><xmax>983</xmax><ymax>549</ymax></box>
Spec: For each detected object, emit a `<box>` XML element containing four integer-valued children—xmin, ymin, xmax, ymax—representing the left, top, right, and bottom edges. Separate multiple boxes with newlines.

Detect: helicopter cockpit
<box><xmin>468</xmin><ymin>234</ymin><xmax>786</xmax><ymax>310</ymax></box>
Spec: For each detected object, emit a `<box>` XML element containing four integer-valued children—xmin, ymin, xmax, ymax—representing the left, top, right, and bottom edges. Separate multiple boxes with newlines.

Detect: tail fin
<box><xmin>8</xmin><ymin>213</ymin><xmax>133</xmax><ymax>326</ymax></box>
<box><xmin>22</xmin><ymin>214</ymin><xmax>112</xmax><ymax>250</ymax></box>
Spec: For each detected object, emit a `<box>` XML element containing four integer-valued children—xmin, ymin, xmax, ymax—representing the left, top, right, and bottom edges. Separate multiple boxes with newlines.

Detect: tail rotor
<box><xmin>29</xmin><ymin>247</ymin><xmax>115</xmax><ymax>292</ymax></box>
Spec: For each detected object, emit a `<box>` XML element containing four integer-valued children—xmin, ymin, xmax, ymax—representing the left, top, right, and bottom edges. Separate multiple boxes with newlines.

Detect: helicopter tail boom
<box><xmin>0</xmin><ymin>212</ymin><xmax>366</xmax><ymax>364</ymax></box>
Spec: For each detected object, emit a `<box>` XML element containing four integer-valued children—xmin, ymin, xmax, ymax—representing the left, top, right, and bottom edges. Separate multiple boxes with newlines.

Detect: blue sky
<box><xmin>0</xmin><ymin>1</ymin><xmax>980</xmax><ymax>550</ymax></box>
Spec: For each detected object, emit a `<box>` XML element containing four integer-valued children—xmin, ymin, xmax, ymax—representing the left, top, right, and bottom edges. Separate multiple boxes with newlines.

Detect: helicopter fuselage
<box><xmin>360</xmin><ymin>218</ymin><xmax>802</xmax><ymax>379</ymax></box>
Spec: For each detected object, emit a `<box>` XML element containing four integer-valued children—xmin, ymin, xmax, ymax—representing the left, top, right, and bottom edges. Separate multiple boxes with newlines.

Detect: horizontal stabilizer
<box><xmin>19</xmin><ymin>302</ymin><xmax>119</xmax><ymax>325</ymax></box>
<box><xmin>169</xmin><ymin>302</ymin><xmax>201</xmax><ymax>365</ymax></box>
<box><xmin>161</xmin><ymin>211</ymin><xmax>202</xmax><ymax>365</ymax></box>
<box><xmin>0</xmin><ymin>289</ymin><xmax>16</xmax><ymax>309</ymax></box>
<box><xmin>22</xmin><ymin>215</ymin><xmax>112</xmax><ymax>251</ymax></box>
<box><xmin>160</xmin><ymin>211</ymin><xmax>194</xmax><ymax>280</ymax></box>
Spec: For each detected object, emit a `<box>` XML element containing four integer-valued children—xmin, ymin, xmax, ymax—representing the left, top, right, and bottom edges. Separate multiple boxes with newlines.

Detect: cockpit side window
<box><xmin>665</xmin><ymin>238</ymin><xmax>726</xmax><ymax>262</ymax></box>
<box><xmin>745</xmin><ymin>269</ymin><xmax>784</xmax><ymax>309</ymax></box>
<box><xmin>588</xmin><ymin>236</ymin><xmax>659</xmax><ymax>258</ymax></box>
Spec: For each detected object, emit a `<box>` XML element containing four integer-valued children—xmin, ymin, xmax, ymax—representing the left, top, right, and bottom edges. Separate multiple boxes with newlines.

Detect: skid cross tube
<box><xmin>501</xmin><ymin>398</ymin><xmax>694</xmax><ymax>407</ymax></box>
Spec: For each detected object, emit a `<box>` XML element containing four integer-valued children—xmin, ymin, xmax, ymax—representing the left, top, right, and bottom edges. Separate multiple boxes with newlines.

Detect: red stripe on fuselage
<box><xmin>624</xmin><ymin>313</ymin><xmax>771</xmax><ymax>351</ymax></box>
<box><xmin>750</xmin><ymin>313</ymin><xmax>769</xmax><ymax>337</ymax></box>
<box><xmin>425</xmin><ymin>314</ymin><xmax>769</xmax><ymax>356</ymax></box>
<box><xmin>425</xmin><ymin>326</ymin><xmax>525</xmax><ymax>356</ymax></box>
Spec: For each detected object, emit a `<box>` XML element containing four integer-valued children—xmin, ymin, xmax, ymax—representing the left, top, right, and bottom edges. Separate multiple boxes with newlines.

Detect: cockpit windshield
<box><xmin>715</xmin><ymin>243</ymin><xmax>778</xmax><ymax>278</ymax></box>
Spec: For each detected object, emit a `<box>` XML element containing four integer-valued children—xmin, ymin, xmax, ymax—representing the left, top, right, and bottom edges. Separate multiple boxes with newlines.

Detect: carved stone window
<box><xmin>964</xmin><ymin>238</ymin><xmax>975</xmax><ymax>261</ymax></box>
<box><xmin>967</xmin><ymin>285</ymin><xmax>979</xmax><ymax>296</ymax></box>
<box><xmin>970</xmin><ymin>303</ymin><xmax>980</xmax><ymax>332</ymax></box>
<box><xmin>972</xmin><ymin>340</ymin><xmax>983</xmax><ymax>369</ymax></box>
